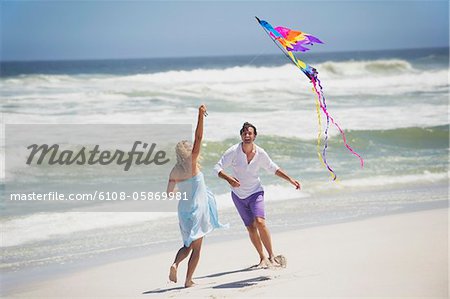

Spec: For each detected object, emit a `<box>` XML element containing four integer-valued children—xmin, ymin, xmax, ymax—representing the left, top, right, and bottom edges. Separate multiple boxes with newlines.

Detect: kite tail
<box><xmin>313</xmin><ymin>77</ymin><xmax>365</xmax><ymax>168</ymax></box>
<box><xmin>311</xmin><ymin>77</ymin><xmax>337</xmax><ymax>180</ymax></box>
<box><xmin>314</xmin><ymin>87</ymin><xmax>326</xmax><ymax>166</ymax></box>
<box><xmin>316</xmin><ymin>77</ymin><xmax>334</xmax><ymax>177</ymax></box>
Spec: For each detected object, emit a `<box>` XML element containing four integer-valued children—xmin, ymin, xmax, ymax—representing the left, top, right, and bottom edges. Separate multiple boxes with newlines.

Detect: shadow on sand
<box><xmin>142</xmin><ymin>285</ymin><xmax>184</xmax><ymax>295</ymax></box>
<box><xmin>195</xmin><ymin>266</ymin><xmax>262</xmax><ymax>279</ymax></box>
<box><xmin>212</xmin><ymin>276</ymin><xmax>271</xmax><ymax>289</ymax></box>
<box><xmin>142</xmin><ymin>266</ymin><xmax>268</xmax><ymax>294</ymax></box>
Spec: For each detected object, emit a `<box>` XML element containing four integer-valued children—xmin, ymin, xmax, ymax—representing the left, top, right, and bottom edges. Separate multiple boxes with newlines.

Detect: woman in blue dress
<box><xmin>167</xmin><ymin>104</ymin><xmax>226</xmax><ymax>288</ymax></box>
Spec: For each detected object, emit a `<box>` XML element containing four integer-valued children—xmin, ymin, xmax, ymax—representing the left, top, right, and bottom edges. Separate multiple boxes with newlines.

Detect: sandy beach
<box><xmin>6</xmin><ymin>207</ymin><xmax>448</xmax><ymax>298</ymax></box>
<box><xmin>2</xmin><ymin>1</ymin><xmax>448</xmax><ymax>298</ymax></box>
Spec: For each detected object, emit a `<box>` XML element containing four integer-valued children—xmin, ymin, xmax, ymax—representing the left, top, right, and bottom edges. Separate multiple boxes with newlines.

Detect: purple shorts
<box><xmin>231</xmin><ymin>191</ymin><xmax>265</xmax><ymax>226</ymax></box>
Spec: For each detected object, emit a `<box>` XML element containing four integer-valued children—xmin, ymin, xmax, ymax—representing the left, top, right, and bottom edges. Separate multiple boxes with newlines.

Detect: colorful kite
<box><xmin>256</xmin><ymin>17</ymin><xmax>363</xmax><ymax>180</ymax></box>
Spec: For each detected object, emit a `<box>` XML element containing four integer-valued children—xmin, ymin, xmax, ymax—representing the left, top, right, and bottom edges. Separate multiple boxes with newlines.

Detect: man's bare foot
<box><xmin>251</xmin><ymin>258</ymin><xmax>271</xmax><ymax>269</ymax></box>
<box><xmin>169</xmin><ymin>264</ymin><xmax>177</xmax><ymax>283</ymax></box>
<box><xmin>184</xmin><ymin>280</ymin><xmax>196</xmax><ymax>288</ymax></box>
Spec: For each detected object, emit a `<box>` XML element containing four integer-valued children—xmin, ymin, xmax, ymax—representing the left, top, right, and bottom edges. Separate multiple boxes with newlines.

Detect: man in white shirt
<box><xmin>214</xmin><ymin>122</ymin><xmax>300</xmax><ymax>268</ymax></box>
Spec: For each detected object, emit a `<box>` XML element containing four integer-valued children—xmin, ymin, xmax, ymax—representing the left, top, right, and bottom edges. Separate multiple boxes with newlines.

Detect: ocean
<box><xmin>0</xmin><ymin>48</ymin><xmax>448</xmax><ymax>290</ymax></box>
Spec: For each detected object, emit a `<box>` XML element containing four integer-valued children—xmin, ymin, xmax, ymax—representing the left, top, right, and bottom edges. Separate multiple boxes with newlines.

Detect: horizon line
<box><xmin>1</xmin><ymin>46</ymin><xmax>448</xmax><ymax>63</ymax></box>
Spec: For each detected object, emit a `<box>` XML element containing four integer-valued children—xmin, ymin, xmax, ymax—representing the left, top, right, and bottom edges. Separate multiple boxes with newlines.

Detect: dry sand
<box><xmin>7</xmin><ymin>208</ymin><xmax>448</xmax><ymax>298</ymax></box>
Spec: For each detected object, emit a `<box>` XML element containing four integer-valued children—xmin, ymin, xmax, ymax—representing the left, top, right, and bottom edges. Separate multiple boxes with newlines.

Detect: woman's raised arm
<box><xmin>191</xmin><ymin>104</ymin><xmax>207</xmax><ymax>162</ymax></box>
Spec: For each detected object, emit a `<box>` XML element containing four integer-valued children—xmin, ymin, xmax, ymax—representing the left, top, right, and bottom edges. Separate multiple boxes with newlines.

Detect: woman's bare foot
<box><xmin>184</xmin><ymin>280</ymin><xmax>196</xmax><ymax>288</ymax></box>
<box><xmin>169</xmin><ymin>264</ymin><xmax>177</xmax><ymax>283</ymax></box>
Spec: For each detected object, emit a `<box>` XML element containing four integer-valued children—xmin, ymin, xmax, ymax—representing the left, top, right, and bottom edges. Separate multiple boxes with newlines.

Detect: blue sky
<box><xmin>1</xmin><ymin>0</ymin><xmax>448</xmax><ymax>61</ymax></box>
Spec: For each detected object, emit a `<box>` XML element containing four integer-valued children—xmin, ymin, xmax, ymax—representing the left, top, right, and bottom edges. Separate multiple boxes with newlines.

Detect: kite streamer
<box><xmin>256</xmin><ymin>17</ymin><xmax>364</xmax><ymax>180</ymax></box>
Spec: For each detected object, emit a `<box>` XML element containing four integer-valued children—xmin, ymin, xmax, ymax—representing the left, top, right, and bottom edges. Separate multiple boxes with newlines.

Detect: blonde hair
<box><xmin>175</xmin><ymin>140</ymin><xmax>201</xmax><ymax>172</ymax></box>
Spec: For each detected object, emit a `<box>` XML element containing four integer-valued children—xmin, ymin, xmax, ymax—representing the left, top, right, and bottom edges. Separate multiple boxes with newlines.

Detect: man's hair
<box><xmin>240</xmin><ymin>122</ymin><xmax>257</xmax><ymax>136</ymax></box>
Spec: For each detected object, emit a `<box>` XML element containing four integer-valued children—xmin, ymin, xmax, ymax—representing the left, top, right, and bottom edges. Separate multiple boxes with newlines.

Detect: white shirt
<box><xmin>214</xmin><ymin>143</ymin><xmax>279</xmax><ymax>199</ymax></box>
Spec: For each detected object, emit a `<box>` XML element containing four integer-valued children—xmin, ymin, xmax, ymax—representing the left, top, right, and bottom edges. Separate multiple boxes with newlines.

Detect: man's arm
<box><xmin>218</xmin><ymin>170</ymin><xmax>240</xmax><ymax>188</ymax></box>
<box><xmin>275</xmin><ymin>168</ymin><xmax>301</xmax><ymax>190</ymax></box>
<box><xmin>214</xmin><ymin>145</ymin><xmax>240</xmax><ymax>187</ymax></box>
<box><xmin>259</xmin><ymin>148</ymin><xmax>301</xmax><ymax>190</ymax></box>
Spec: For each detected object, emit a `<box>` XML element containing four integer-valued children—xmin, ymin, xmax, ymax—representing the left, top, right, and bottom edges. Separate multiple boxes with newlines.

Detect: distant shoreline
<box><xmin>1</xmin><ymin>46</ymin><xmax>448</xmax><ymax>64</ymax></box>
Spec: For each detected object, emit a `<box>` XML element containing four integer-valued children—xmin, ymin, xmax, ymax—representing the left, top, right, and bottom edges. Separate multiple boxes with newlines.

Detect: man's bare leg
<box><xmin>169</xmin><ymin>245</ymin><xmax>192</xmax><ymax>283</ymax></box>
<box><xmin>254</xmin><ymin>217</ymin><xmax>276</xmax><ymax>262</ymax></box>
<box><xmin>246</xmin><ymin>222</ymin><xmax>269</xmax><ymax>267</ymax></box>
<box><xmin>185</xmin><ymin>237</ymin><xmax>203</xmax><ymax>288</ymax></box>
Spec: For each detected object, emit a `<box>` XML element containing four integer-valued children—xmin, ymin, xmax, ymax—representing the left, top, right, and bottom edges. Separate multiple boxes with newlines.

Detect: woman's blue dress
<box><xmin>176</xmin><ymin>172</ymin><xmax>227</xmax><ymax>247</ymax></box>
